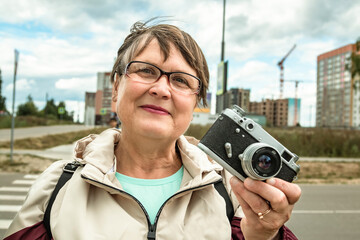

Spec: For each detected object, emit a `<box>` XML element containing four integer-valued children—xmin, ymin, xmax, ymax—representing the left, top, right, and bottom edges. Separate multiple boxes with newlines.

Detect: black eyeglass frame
<box><xmin>122</xmin><ymin>61</ymin><xmax>202</xmax><ymax>95</ymax></box>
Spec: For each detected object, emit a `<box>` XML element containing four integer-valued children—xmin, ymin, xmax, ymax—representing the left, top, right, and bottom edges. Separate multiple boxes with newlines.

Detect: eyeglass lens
<box><xmin>126</xmin><ymin>62</ymin><xmax>200</xmax><ymax>94</ymax></box>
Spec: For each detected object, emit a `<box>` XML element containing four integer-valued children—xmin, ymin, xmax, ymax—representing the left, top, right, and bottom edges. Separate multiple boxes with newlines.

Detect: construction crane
<box><xmin>277</xmin><ymin>44</ymin><xmax>296</xmax><ymax>99</ymax></box>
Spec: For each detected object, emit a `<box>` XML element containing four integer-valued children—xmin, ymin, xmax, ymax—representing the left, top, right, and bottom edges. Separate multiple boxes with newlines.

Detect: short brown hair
<box><xmin>111</xmin><ymin>20</ymin><xmax>209</xmax><ymax>106</ymax></box>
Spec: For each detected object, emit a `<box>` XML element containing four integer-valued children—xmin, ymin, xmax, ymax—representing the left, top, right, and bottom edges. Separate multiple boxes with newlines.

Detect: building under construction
<box><xmin>316</xmin><ymin>40</ymin><xmax>360</xmax><ymax>128</ymax></box>
<box><xmin>249</xmin><ymin>98</ymin><xmax>301</xmax><ymax>127</ymax></box>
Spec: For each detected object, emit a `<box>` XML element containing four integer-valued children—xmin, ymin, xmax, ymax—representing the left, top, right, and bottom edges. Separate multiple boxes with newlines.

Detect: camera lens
<box><xmin>240</xmin><ymin>143</ymin><xmax>282</xmax><ymax>180</ymax></box>
<box><xmin>252</xmin><ymin>147</ymin><xmax>281</xmax><ymax>177</ymax></box>
<box><xmin>257</xmin><ymin>155</ymin><xmax>271</xmax><ymax>170</ymax></box>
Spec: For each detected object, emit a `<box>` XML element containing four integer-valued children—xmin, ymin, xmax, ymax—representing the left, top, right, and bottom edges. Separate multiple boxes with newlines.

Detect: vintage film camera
<box><xmin>198</xmin><ymin>105</ymin><xmax>300</xmax><ymax>182</ymax></box>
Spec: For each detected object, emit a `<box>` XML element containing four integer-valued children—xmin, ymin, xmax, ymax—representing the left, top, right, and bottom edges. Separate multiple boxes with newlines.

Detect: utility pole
<box><xmin>10</xmin><ymin>49</ymin><xmax>19</xmax><ymax>161</ymax></box>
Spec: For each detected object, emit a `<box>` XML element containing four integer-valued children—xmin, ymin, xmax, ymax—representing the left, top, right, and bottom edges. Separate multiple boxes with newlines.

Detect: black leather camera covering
<box><xmin>199</xmin><ymin>114</ymin><xmax>297</xmax><ymax>182</ymax></box>
<box><xmin>200</xmin><ymin>114</ymin><xmax>258</xmax><ymax>179</ymax></box>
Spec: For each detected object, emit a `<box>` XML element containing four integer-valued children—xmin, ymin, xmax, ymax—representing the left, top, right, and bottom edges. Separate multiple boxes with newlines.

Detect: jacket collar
<box><xmin>73</xmin><ymin>129</ymin><xmax>222</xmax><ymax>191</ymax></box>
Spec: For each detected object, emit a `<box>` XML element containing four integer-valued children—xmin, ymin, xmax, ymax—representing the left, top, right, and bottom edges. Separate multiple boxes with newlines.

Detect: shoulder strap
<box><xmin>214</xmin><ymin>180</ymin><xmax>234</xmax><ymax>222</ymax></box>
<box><xmin>44</xmin><ymin>162</ymin><xmax>80</xmax><ymax>239</ymax></box>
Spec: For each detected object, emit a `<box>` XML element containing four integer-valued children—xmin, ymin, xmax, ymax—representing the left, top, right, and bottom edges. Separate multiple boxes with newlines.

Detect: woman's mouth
<box><xmin>141</xmin><ymin>105</ymin><xmax>170</xmax><ymax>115</ymax></box>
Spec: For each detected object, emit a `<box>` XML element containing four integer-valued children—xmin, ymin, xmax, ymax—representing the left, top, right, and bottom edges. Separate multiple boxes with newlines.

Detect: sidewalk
<box><xmin>0</xmin><ymin>125</ymin><xmax>96</xmax><ymax>142</ymax></box>
<box><xmin>0</xmin><ymin>143</ymin><xmax>75</xmax><ymax>160</ymax></box>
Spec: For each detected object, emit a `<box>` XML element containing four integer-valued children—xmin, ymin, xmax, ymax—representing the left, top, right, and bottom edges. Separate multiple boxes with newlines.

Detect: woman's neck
<box><xmin>115</xmin><ymin>133</ymin><xmax>182</xmax><ymax>179</ymax></box>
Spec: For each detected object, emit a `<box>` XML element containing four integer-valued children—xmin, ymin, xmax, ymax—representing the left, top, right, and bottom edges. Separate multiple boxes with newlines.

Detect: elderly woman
<box><xmin>5</xmin><ymin>20</ymin><xmax>301</xmax><ymax>240</ymax></box>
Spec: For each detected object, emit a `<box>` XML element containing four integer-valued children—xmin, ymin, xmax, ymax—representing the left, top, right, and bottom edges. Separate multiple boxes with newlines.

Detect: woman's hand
<box><xmin>230</xmin><ymin>177</ymin><xmax>301</xmax><ymax>240</ymax></box>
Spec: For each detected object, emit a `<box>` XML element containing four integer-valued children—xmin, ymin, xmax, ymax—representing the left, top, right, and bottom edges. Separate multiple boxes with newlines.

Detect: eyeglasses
<box><xmin>123</xmin><ymin>61</ymin><xmax>202</xmax><ymax>95</ymax></box>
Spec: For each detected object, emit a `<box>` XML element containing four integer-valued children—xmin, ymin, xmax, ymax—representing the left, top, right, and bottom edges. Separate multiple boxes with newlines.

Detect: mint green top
<box><xmin>115</xmin><ymin>166</ymin><xmax>184</xmax><ymax>224</ymax></box>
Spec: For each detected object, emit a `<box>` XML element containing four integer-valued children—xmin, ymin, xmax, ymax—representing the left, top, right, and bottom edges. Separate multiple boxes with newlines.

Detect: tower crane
<box><xmin>277</xmin><ymin>44</ymin><xmax>296</xmax><ymax>99</ymax></box>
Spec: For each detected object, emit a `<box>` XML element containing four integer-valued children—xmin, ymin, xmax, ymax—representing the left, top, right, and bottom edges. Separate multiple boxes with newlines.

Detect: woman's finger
<box><xmin>231</xmin><ymin>177</ymin><xmax>272</xmax><ymax>216</ymax></box>
<box><xmin>243</xmin><ymin>178</ymin><xmax>289</xmax><ymax>211</ymax></box>
<box><xmin>266</xmin><ymin>178</ymin><xmax>302</xmax><ymax>205</ymax></box>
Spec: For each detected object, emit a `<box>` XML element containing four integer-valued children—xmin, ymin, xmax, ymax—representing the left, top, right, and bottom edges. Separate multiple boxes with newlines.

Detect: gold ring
<box><xmin>257</xmin><ymin>208</ymin><xmax>271</xmax><ymax>219</ymax></box>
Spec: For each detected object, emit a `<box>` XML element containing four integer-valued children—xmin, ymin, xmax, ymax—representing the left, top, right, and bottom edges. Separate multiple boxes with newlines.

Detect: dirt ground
<box><xmin>1</xmin><ymin>154</ymin><xmax>360</xmax><ymax>184</ymax></box>
<box><xmin>0</xmin><ymin>154</ymin><xmax>57</xmax><ymax>174</ymax></box>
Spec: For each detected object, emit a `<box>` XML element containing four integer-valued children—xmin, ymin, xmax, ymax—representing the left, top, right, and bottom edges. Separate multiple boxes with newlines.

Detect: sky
<box><xmin>1</xmin><ymin>0</ymin><xmax>360</xmax><ymax>126</ymax></box>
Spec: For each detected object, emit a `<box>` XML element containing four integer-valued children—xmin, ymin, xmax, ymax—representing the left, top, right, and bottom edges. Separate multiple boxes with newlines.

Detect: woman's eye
<box><xmin>172</xmin><ymin>76</ymin><xmax>190</xmax><ymax>86</ymax></box>
<box><xmin>138</xmin><ymin>67</ymin><xmax>154</xmax><ymax>74</ymax></box>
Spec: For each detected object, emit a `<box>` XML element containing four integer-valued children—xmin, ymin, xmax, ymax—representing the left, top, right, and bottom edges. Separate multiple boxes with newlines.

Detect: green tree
<box><xmin>346</xmin><ymin>39</ymin><xmax>360</xmax><ymax>91</ymax></box>
<box><xmin>0</xmin><ymin>68</ymin><xmax>7</xmax><ymax>113</ymax></box>
<box><xmin>17</xmin><ymin>95</ymin><xmax>39</xmax><ymax>116</ymax></box>
<box><xmin>43</xmin><ymin>98</ymin><xmax>58</xmax><ymax>117</ymax></box>
<box><xmin>57</xmin><ymin>101</ymin><xmax>73</xmax><ymax>121</ymax></box>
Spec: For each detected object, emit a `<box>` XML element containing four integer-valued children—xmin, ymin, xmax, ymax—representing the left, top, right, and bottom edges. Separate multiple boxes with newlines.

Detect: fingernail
<box><xmin>267</xmin><ymin>178</ymin><xmax>276</xmax><ymax>185</ymax></box>
<box><xmin>230</xmin><ymin>176</ymin><xmax>239</xmax><ymax>185</ymax></box>
<box><xmin>244</xmin><ymin>178</ymin><xmax>254</xmax><ymax>187</ymax></box>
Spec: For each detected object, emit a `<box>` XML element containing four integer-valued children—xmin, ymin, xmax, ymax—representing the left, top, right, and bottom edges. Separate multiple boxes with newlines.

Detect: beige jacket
<box><xmin>6</xmin><ymin>129</ymin><xmax>242</xmax><ymax>240</ymax></box>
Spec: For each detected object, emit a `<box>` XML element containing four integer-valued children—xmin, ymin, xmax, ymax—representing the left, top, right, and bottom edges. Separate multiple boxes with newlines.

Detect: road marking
<box><xmin>24</xmin><ymin>174</ymin><xmax>39</xmax><ymax>179</ymax></box>
<box><xmin>0</xmin><ymin>205</ymin><xmax>21</xmax><ymax>212</ymax></box>
<box><xmin>0</xmin><ymin>219</ymin><xmax>12</xmax><ymax>229</ymax></box>
<box><xmin>293</xmin><ymin>210</ymin><xmax>360</xmax><ymax>214</ymax></box>
<box><xmin>0</xmin><ymin>187</ymin><xmax>29</xmax><ymax>192</ymax></box>
<box><xmin>12</xmin><ymin>180</ymin><xmax>35</xmax><ymax>185</ymax></box>
<box><xmin>0</xmin><ymin>195</ymin><xmax>26</xmax><ymax>201</ymax></box>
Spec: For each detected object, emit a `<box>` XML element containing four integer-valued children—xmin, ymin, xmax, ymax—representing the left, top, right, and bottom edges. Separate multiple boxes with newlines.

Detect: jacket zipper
<box><xmin>81</xmin><ymin>175</ymin><xmax>222</xmax><ymax>240</ymax></box>
<box><xmin>150</xmin><ymin>179</ymin><xmax>222</xmax><ymax>239</ymax></box>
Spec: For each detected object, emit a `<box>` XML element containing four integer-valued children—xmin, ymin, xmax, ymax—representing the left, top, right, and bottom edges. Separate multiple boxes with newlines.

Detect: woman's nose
<box><xmin>149</xmin><ymin>75</ymin><xmax>171</xmax><ymax>99</ymax></box>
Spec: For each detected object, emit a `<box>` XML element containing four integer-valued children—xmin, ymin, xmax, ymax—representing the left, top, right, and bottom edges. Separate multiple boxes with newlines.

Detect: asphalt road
<box><xmin>286</xmin><ymin>184</ymin><xmax>360</xmax><ymax>240</ymax></box>
<box><xmin>1</xmin><ymin>173</ymin><xmax>359</xmax><ymax>240</ymax></box>
<box><xmin>0</xmin><ymin>125</ymin><xmax>96</xmax><ymax>142</ymax></box>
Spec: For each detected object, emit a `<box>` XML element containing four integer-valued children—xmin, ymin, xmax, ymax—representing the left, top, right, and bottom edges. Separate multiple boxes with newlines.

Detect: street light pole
<box><xmin>10</xmin><ymin>49</ymin><xmax>19</xmax><ymax>161</ymax></box>
<box><xmin>221</xmin><ymin>0</ymin><xmax>226</xmax><ymax>62</ymax></box>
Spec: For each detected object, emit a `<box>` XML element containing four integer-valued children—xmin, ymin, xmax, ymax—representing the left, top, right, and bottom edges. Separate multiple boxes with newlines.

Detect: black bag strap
<box><xmin>44</xmin><ymin>162</ymin><xmax>81</xmax><ymax>239</ymax></box>
<box><xmin>214</xmin><ymin>180</ymin><xmax>234</xmax><ymax>222</ymax></box>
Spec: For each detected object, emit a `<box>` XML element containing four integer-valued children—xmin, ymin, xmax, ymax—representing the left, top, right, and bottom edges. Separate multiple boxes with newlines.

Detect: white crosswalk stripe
<box><xmin>0</xmin><ymin>174</ymin><xmax>38</xmax><ymax>236</ymax></box>
<box><xmin>0</xmin><ymin>220</ymin><xmax>12</xmax><ymax>230</ymax></box>
<box><xmin>24</xmin><ymin>174</ymin><xmax>40</xmax><ymax>179</ymax></box>
<box><xmin>12</xmin><ymin>180</ymin><xmax>36</xmax><ymax>185</ymax></box>
<box><xmin>0</xmin><ymin>205</ymin><xmax>22</xmax><ymax>212</ymax></box>
<box><xmin>0</xmin><ymin>195</ymin><xmax>26</xmax><ymax>201</ymax></box>
<box><xmin>0</xmin><ymin>187</ymin><xmax>30</xmax><ymax>192</ymax></box>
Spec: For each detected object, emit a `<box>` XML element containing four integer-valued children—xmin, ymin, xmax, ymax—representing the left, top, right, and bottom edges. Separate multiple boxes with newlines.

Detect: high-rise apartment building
<box><xmin>316</xmin><ymin>41</ymin><xmax>360</xmax><ymax>128</ymax></box>
<box><xmin>249</xmin><ymin>98</ymin><xmax>301</xmax><ymax>127</ymax></box>
<box><xmin>216</xmin><ymin>88</ymin><xmax>250</xmax><ymax>113</ymax></box>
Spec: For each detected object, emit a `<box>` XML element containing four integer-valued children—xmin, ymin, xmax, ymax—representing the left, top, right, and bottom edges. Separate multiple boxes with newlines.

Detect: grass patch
<box><xmin>185</xmin><ymin>124</ymin><xmax>360</xmax><ymax>158</ymax></box>
<box><xmin>296</xmin><ymin>161</ymin><xmax>360</xmax><ymax>184</ymax></box>
<box><xmin>0</xmin><ymin>115</ymin><xmax>74</xmax><ymax>129</ymax></box>
<box><xmin>2</xmin><ymin>159</ymin><xmax>28</xmax><ymax>167</ymax></box>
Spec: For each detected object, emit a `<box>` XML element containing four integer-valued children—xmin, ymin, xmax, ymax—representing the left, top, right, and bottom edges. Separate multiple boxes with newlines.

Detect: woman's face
<box><xmin>113</xmin><ymin>39</ymin><xmax>198</xmax><ymax>142</ymax></box>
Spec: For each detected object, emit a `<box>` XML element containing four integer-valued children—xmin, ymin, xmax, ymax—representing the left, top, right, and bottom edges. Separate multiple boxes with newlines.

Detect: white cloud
<box><xmin>5</xmin><ymin>78</ymin><xmax>36</xmax><ymax>91</ymax></box>
<box><xmin>55</xmin><ymin>77</ymin><xmax>96</xmax><ymax>92</ymax></box>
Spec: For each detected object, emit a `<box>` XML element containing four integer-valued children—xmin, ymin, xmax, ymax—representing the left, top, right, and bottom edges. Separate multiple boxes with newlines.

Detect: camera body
<box><xmin>198</xmin><ymin>105</ymin><xmax>300</xmax><ymax>182</ymax></box>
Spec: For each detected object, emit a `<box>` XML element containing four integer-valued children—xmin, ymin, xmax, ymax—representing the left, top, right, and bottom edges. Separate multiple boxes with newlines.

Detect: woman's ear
<box><xmin>112</xmin><ymin>74</ymin><xmax>120</xmax><ymax>102</ymax></box>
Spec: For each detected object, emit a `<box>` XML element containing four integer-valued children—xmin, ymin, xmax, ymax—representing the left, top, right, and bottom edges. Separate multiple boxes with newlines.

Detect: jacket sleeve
<box><xmin>231</xmin><ymin>217</ymin><xmax>298</xmax><ymax>240</ymax></box>
<box><xmin>4</xmin><ymin>160</ymin><xmax>67</xmax><ymax>239</ymax></box>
